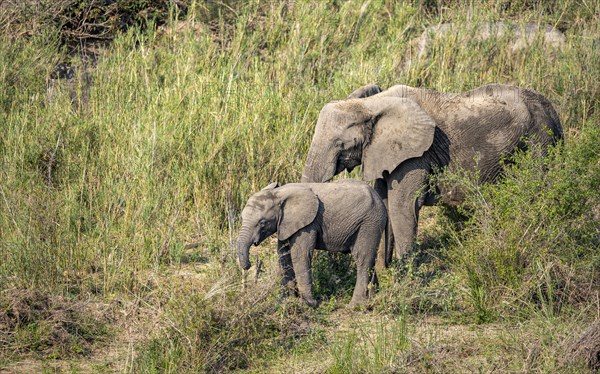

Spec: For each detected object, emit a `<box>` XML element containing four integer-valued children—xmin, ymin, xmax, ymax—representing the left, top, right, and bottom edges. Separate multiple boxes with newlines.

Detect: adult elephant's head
<box><xmin>301</xmin><ymin>95</ymin><xmax>437</xmax><ymax>183</ymax></box>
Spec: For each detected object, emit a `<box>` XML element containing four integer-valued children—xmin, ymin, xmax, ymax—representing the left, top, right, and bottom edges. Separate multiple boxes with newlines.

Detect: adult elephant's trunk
<box><xmin>301</xmin><ymin>145</ymin><xmax>338</xmax><ymax>183</ymax></box>
<box><xmin>237</xmin><ymin>227</ymin><xmax>253</xmax><ymax>270</ymax></box>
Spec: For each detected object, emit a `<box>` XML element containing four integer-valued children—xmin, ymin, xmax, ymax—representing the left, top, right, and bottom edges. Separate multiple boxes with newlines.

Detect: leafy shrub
<box><xmin>442</xmin><ymin>125</ymin><xmax>600</xmax><ymax>321</ymax></box>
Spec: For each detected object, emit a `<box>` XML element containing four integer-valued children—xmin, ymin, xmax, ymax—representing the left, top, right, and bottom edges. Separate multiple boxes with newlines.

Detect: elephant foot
<box><xmin>349</xmin><ymin>293</ymin><xmax>369</xmax><ymax>307</ymax></box>
<box><xmin>302</xmin><ymin>296</ymin><xmax>319</xmax><ymax>308</ymax></box>
<box><xmin>394</xmin><ymin>241</ymin><xmax>418</xmax><ymax>261</ymax></box>
<box><xmin>348</xmin><ymin>298</ymin><xmax>364</xmax><ymax>307</ymax></box>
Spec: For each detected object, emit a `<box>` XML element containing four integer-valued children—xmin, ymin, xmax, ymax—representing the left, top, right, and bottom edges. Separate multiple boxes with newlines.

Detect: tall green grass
<box><xmin>328</xmin><ymin>312</ymin><xmax>409</xmax><ymax>373</ymax></box>
<box><xmin>1</xmin><ymin>0</ymin><xmax>597</xmax><ymax>295</ymax></box>
<box><xmin>1</xmin><ymin>0</ymin><xmax>599</xmax><ymax>370</ymax></box>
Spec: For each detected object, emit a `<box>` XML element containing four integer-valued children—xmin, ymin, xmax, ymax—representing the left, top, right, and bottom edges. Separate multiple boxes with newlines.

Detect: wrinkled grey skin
<box><xmin>302</xmin><ymin>83</ymin><xmax>563</xmax><ymax>267</ymax></box>
<box><xmin>237</xmin><ymin>180</ymin><xmax>386</xmax><ymax>307</ymax></box>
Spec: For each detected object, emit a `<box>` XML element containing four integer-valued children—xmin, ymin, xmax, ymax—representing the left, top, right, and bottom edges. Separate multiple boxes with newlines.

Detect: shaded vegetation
<box><xmin>0</xmin><ymin>0</ymin><xmax>187</xmax><ymax>49</ymax></box>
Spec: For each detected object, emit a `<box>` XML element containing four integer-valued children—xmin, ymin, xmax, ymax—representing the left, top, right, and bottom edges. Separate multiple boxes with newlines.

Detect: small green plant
<box><xmin>467</xmin><ymin>278</ymin><xmax>495</xmax><ymax>324</ymax></box>
<box><xmin>328</xmin><ymin>309</ymin><xmax>409</xmax><ymax>373</ymax></box>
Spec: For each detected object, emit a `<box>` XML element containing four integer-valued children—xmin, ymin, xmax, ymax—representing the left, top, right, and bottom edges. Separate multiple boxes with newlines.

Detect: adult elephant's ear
<box><xmin>347</xmin><ymin>84</ymin><xmax>383</xmax><ymax>99</ymax></box>
<box><xmin>361</xmin><ymin>97</ymin><xmax>437</xmax><ymax>181</ymax></box>
<box><xmin>276</xmin><ymin>186</ymin><xmax>319</xmax><ymax>241</ymax></box>
<box><xmin>262</xmin><ymin>182</ymin><xmax>279</xmax><ymax>190</ymax></box>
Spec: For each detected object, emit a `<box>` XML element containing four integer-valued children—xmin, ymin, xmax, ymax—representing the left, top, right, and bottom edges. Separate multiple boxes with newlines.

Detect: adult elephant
<box><xmin>301</xmin><ymin>83</ymin><xmax>563</xmax><ymax>267</ymax></box>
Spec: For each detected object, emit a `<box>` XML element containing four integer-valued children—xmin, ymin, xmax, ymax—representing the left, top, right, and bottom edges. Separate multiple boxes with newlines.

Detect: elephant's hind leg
<box><xmin>349</xmin><ymin>225</ymin><xmax>380</xmax><ymax>306</ymax></box>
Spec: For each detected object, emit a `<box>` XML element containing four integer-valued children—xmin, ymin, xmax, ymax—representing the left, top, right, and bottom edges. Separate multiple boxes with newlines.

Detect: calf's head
<box><xmin>237</xmin><ymin>183</ymin><xmax>319</xmax><ymax>270</ymax></box>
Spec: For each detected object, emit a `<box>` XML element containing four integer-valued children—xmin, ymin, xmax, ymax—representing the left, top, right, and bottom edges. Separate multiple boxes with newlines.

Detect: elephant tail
<box><xmin>521</xmin><ymin>88</ymin><xmax>564</xmax><ymax>147</ymax></box>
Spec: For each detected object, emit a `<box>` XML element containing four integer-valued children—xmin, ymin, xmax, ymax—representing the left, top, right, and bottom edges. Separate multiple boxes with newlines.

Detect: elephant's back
<box><xmin>452</xmin><ymin>84</ymin><xmax>563</xmax><ymax>151</ymax></box>
<box><xmin>425</xmin><ymin>85</ymin><xmax>532</xmax><ymax>182</ymax></box>
<box><xmin>310</xmin><ymin>180</ymin><xmax>384</xmax><ymax>214</ymax></box>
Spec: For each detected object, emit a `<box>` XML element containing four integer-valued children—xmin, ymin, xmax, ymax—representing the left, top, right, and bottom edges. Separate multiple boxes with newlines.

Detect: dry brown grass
<box><xmin>568</xmin><ymin>320</ymin><xmax>600</xmax><ymax>372</ymax></box>
<box><xmin>0</xmin><ymin>288</ymin><xmax>115</xmax><ymax>366</ymax></box>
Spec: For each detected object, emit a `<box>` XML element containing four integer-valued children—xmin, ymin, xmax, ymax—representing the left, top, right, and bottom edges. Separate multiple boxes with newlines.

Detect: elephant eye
<box><xmin>259</xmin><ymin>220</ymin><xmax>266</xmax><ymax>228</ymax></box>
<box><xmin>335</xmin><ymin>140</ymin><xmax>344</xmax><ymax>149</ymax></box>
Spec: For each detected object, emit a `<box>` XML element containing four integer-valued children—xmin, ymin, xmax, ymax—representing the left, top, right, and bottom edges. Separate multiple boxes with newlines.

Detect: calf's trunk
<box><xmin>237</xmin><ymin>228</ymin><xmax>253</xmax><ymax>270</ymax></box>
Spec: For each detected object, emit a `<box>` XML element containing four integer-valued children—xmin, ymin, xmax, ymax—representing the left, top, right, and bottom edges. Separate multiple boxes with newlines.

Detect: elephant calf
<box><xmin>237</xmin><ymin>179</ymin><xmax>387</xmax><ymax>307</ymax></box>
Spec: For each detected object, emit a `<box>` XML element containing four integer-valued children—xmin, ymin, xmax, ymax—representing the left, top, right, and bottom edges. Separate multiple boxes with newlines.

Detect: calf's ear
<box><xmin>276</xmin><ymin>186</ymin><xmax>319</xmax><ymax>241</ymax></box>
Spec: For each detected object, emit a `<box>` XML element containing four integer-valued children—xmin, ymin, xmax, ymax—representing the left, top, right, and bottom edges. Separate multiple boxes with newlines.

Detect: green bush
<box><xmin>443</xmin><ymin>125</ymin><xmax>599</xmax><ymax>321</ymax></box>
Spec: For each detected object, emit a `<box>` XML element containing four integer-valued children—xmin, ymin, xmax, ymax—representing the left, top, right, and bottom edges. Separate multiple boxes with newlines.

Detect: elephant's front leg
<box><xmin>277</xmin><ymin>240</ymin><xmax>297</xmax><ymax>296</ymax></box>
<box><xmin>374</xmin><ymin>178</ymin><xmax>393</xmax><ymax>269</ymax></box>
<box><xmin>387</xmin><ymin>161</ymin><xmax>429</xmax><ymax>260</ymax></box>
<box><xmin>289</xmin><ymin>230</ymin><xmax>318</xmax><ymax>307</ymax></box>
